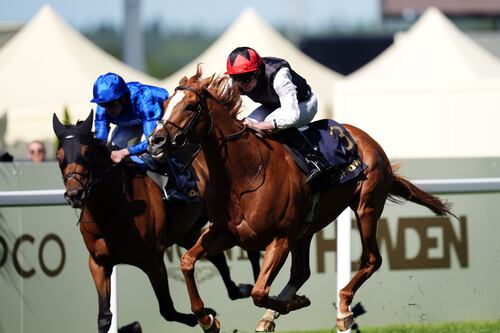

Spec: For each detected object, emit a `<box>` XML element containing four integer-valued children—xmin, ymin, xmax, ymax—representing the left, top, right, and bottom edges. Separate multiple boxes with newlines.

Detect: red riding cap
<box><xmin>226</xmin><ymin>47</ymin><xmax>263</xmax><ymax>75</ymax></box>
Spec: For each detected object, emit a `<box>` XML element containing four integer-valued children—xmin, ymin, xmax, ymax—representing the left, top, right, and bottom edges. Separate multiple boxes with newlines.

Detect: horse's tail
<box><xmin>389</xmin><ymin>174</ymin><xmax>455</xmax><ymax>217</ymax></box>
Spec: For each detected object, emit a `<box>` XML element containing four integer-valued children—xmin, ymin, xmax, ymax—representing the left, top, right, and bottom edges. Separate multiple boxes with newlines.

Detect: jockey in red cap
<box><xmin>226</xmin><ymin>46</ymin><xmax>331</xmax><ymax>183</ymax></box>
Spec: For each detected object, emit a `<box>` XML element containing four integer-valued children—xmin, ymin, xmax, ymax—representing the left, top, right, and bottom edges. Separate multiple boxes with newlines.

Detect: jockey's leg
<box><xmin>109</xmin><ymin>124</ymin><xmax>143</xmax><ymax>149</ymax></box>
<box><xmin>247</xmin><ymin>105</ymin><xmax>272</xmax><ymax>122</ymax></box>
<box><xmin>277</xmin><ymin>127</ymin><xmax>331</xmax><ymax>183</ymax></box>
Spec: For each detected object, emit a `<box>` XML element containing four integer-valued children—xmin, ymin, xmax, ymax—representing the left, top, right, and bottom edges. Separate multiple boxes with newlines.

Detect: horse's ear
<box><xmin>79</xmin><ymin>110</ymin><xmax>94</xmax><ymax>136</ymax></box>
<box><xmin>179</xmin><ymin>76</ymin><xmax>188</xmax><ymax>86</ymax></box>
<box><xmin>52</xmin><ymin>113</ymin><xmax>65</xmax><ymax>138</ymax></box>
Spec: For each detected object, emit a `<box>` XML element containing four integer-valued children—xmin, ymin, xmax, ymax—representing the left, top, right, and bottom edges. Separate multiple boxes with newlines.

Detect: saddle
<box><xmin>283</xmin><ymin>119</ymin><xmax>367</xmax><ymax>192</ymax></box>
<box><xmin>140</xmin><ymin>144</ymin><xmax>203</xmax><ymax>205</ymax></box>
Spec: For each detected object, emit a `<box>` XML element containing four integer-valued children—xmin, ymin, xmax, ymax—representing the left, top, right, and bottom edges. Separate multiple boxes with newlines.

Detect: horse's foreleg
<box><xmin>256</xmin><ymin>233</ymin><xmax>313</xmax><ymax>332</ymax></box>
<box><xmin>337</xmin><ymin>199</ymin><xmax>384</xmax><ymax>331</ymax></box>
<box><xmin>181</xmin><ymin>226</ymin><xmax>235</xmax><ymax>332</ymax></box>
<box><xmin>88</xmin><ymin>255</ymin><xmax>113</xmax><ymax>333</ymax></box>
<box><xmin>250</xmin><ymin>236</ymin><xmax>290</xmax><ymax>313</ymax></box>
<box><xmin>206</xmin><ymin>252</ymin><xmax>253</xmax><ymax>300</ymax></box>
<box><xmin>143</xmin><ymin>258</ymin><xmax>197</xmax><ymax>327</ymax></box>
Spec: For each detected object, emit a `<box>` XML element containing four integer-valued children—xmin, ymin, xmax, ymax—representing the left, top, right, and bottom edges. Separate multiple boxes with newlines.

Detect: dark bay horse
<box><xmin>52</xmin><ymin>111</ymin><xmax>259</xmax><ymax>333</ymax></box>
<box><xmin>147</xmin><ymin>67</ymin><xmax>454</xmax><ymax>333</ymax></box>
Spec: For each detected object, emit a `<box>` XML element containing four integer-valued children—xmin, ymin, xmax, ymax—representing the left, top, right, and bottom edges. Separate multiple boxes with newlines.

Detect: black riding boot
<box><xmin>278</xmin><ymin>127</ymin><xmax>332</xmax><ymax>183</ymax></box>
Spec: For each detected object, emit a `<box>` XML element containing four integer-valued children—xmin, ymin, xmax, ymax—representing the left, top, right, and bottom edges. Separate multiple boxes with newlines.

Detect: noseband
<box><xmin>156</xmin><ymin>85</ymin><xmax>213</xmax><ymax>148</ymax></box>
<box><xmin>60</xmin><ymin>135</ymin><xmax>118</xmax><ymax>199</ymax></box>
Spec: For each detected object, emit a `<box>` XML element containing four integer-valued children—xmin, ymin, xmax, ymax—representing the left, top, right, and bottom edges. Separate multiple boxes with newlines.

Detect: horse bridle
<box><xmin>155</xmin><ymin>85</ymin><xmax>213</xmax><ymax>149</ymax></box>
<box><xmin>60</xmin><ymin>134</ymin><xmax>119</xmax><ymax>200</ymax></box>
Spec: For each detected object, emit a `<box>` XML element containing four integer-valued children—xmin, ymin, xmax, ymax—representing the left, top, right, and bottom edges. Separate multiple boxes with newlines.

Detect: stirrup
<box><xmin>305</xmin><ymin>168</ymin><xmax>322</xmax><ymax>184</ymax></box>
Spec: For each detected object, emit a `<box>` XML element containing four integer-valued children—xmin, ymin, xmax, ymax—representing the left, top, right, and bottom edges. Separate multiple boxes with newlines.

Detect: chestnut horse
<box><xmin>147</xmin><ymin>68</ymin><xmax>453</xmax><ymax>332</ymax></box>
<box><xmin>52</xmin><ymin>111</ymin><xmax>260</xmax><ymax>333</ymax></box>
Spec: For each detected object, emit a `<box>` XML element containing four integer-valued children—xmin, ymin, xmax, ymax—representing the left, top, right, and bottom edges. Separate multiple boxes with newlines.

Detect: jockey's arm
<box><xmin>125</xmin><ymin>119</ymin><xmax>156</xmax><ymax>156</ymax></box>
<box><xmin>244</xmin><ymin>68</ymin><xmax>300</xmax><ymax>131</ymax></box>
<box><xmin>266</xmin><ymin>67</ymin><xmax>300</xmax><ymax>130</ymax></box>
<box><xmin>94</xmin><ymin>105</ymin><xmax>110</xmax><ymax>144</ymax></box>
<box><xmin>127</xmin><ymin>88</ymin><xmax>163</xmax><ymax>156</ymax></box>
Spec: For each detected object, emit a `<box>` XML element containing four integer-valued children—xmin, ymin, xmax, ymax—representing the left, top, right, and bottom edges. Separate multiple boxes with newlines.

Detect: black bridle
<box><xmin>154</xmin><ymin>85</ymin><xmax>213</xmax><ymax>149</ymax></box>
<box><xmin>60</xmin><ymin>134</ymin><xmax>119</xmax><ymax>201</ymax></box>
<box><xmin>155</xmin><ymin>85</ymin><xmax>250</xmax><ymax>149</ymax></box>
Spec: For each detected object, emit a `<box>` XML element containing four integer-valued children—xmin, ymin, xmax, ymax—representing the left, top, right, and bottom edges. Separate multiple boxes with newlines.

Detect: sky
<box><xmin>0</xmin><ymin>0</ymin><xmax>380</xmax><ymax>33</ymax></box>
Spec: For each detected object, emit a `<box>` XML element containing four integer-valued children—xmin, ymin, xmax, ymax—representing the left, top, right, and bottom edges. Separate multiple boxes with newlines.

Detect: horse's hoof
<box><xmin>289</xmin><ymin>294</ymin><xmax>311</xmax><ymax>311</ymax></box>
<box><xmin>228</xmin><ymin>283</ymin><xmax>253</xmax><ymax>300</ymax></box>
<box><xmin>293</xmin><ymin>295</ymin><xmax>311</xmax><ymax>309</ymax></box>
<box><xmin>336</xmin><ymin>312</ymin><xmax>354</xmax><ymax>331</ymax></box>
<box><xmin>199</xmin><ymin>314</ymin><xmax>220</xmax><ymax>333</ymax></box>
<box><xmin>255</xmin><ymin>318</ymin><xmax>275</xmax><ymax>332</ymax></box>
<box><xmin>237</xmin><ymin>283</ymin><xmax>253</xmax><ymax>298</ymax></box>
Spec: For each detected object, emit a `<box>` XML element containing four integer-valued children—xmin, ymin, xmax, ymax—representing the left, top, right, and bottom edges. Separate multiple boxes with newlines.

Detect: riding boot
<box><xmin>278</xmin><ymin>127</ymin><xmax>332</xmax><ymax>183</ymax></box>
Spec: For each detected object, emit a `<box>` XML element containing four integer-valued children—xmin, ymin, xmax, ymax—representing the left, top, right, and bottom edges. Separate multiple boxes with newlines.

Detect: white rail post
<box><xmin>336</xmin><ymin>208</ymin><xmax>352</xmax><ymax>333</ymax></box>
<box><xmin>109</xmin><ymin>267</ymin><xmax>118</xmax><ymax>333</ymax></box>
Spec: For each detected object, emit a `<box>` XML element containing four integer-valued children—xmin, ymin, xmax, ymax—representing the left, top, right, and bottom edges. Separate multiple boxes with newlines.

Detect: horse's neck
<box><xmin>88</xmin><ymin>147</ymin><xmax>127</xmax><ymax>198</ymax></box>
<box><xmin>202</xmin><ymin>102</ymin><xmax>267</xmax><ymax>191</ymax></box>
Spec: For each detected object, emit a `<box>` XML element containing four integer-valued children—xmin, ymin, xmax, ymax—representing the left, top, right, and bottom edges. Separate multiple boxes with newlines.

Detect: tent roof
<box><xmin>163</xmin><ymin>7</ymin><xmax>341</xmax><ymax>119</ymax></box>
<box><xmin>333</xmin><ymin>7</ymin><xmax>500</xmax><ymax>158</ymax></box>
<box><xmin>347</xmin><ymin>7</ymin><xmax>500</xmax><ymax>85</ymax></box>
<box><xmin>0</xmin><ymin>5</ymin><xmax>162</xmax><ymax>144</ymax></box>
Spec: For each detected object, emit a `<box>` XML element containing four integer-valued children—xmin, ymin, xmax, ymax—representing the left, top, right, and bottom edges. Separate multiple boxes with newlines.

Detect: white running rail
<box><xmin>2</xmin><ymin>177</ymin><xmax>500</xmax><ymax>333</ymax></box>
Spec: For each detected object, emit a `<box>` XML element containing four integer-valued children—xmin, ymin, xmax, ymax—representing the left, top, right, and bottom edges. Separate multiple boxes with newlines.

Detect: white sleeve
<box><xmin>269</xmin><ymin>67</ymin><xmax>300</xmax><ymax>129</ymax></box>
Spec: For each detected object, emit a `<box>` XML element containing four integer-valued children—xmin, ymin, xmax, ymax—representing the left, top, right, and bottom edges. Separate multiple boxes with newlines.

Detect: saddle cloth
<box><xmin>162</xmin><ymin>144</ymin><xmax>203</xmax><ymax>205</ymax></box>
<box><xmin>135</xmin><ymin>144</ymin><xmax>202</xmax><ymax>205</ymax></box>
<box><xmin>286</xmin><ymin>119</ymin><xmax>367</xmax><ymax>192</ymax></box>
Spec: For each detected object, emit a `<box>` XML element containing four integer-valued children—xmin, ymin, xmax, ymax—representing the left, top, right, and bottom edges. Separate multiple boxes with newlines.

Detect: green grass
<box><xmin>282</xmin><ymin>320</ymin><xmax>500</xmax><ymax>333</ymax></box>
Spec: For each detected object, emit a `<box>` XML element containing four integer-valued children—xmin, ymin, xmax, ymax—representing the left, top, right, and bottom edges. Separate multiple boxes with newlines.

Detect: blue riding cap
<box><xmin>91</xmin><ymin>73</ymin><xmax>129</xmax><ymax>104</ymax></box>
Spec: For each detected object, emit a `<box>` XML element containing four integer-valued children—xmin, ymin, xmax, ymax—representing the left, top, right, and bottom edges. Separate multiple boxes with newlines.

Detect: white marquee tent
<box><xmin>333</xmin><ymin>7</ymin><xmax>500</xmax><ymax>158</ymax></box>
<box><xmin>163</xmin><ymin>7</ymin><xmax>341</xmax><ymax>120</ymax></box>
<box><xmin>0</xmin><ymin>5</ymin><xmax>162</xmax><ymax>145</ymax></box>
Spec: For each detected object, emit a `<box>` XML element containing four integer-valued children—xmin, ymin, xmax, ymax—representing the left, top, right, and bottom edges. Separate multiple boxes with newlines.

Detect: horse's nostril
<box><xmin>152</xmin><ymin>136</ymin><xmax>166</xmax><ymax>146</ymax></box>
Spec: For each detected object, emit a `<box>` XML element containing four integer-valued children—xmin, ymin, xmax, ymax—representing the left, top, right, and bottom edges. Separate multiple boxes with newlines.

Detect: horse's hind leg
<box><xmin>143</xmin><ymin>257</ymin><xmax>198</xmax><ymax>327</ymax></box>
<box><xmin>337</xmin><ymin>192</ymin><xmax>386</xmax><ymax>331</ymax></box>
<box><xmin>247</xmin><ymin>249</ymin><xmax>261</xmax><ymax>282</ymax></box>
<box><xmin>88</xmin><ymin>255</ymin><xmax>113</xmax><ymax>333</ymax></box>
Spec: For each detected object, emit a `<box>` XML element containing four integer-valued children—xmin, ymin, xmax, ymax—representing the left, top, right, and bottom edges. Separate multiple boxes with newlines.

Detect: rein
<box><xmin>60</xmin><ymin>134</ymin><xmax>124</xmax><ymax>199</ymax></box>
<box><xmin>166</xmin><ymin>84</ymin><xmax>265</xmax><ymax>193</ymax></box>
<box><xmin>173</xmin><ymin>85</ymin><xmax>248</xmax><ymax>143</ymax></box>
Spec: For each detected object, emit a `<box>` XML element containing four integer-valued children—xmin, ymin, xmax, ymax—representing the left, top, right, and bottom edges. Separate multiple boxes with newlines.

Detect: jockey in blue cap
<box><xmin>91</xmin><ymin>72</ymin><xmax>169</xmax><ymax>166</ymax></box>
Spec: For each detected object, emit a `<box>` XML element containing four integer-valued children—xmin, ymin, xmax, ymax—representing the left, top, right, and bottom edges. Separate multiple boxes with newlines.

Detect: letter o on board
<box><xmin>39</xmin><ymin>234</ymin><xmax>65</xmax><ymax>277</ymax></box>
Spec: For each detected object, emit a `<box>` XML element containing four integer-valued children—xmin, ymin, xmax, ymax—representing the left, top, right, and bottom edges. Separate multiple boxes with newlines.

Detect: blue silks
<box><xmin>94</xmin><ymin>79</ymin><xmax>169</xmax><ymax>156</ymax></box>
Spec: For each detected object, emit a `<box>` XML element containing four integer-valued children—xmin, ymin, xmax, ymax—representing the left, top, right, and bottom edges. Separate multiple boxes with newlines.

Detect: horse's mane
<box><xmin>186</xmin><ymin>64</ymin><xmax>243</xmax><ymax>119</ymax></box>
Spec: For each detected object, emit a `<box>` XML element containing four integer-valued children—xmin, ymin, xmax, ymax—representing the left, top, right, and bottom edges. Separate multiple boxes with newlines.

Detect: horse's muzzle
<box><xmin>64</xmin><ymin>188</ymin><xmax>84</xmax><ymax>208</ymax></box>
<box><xmin>149</xmin><ymin>133</ymin><xmax>173</xmax><ymax>158</ymax></box>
